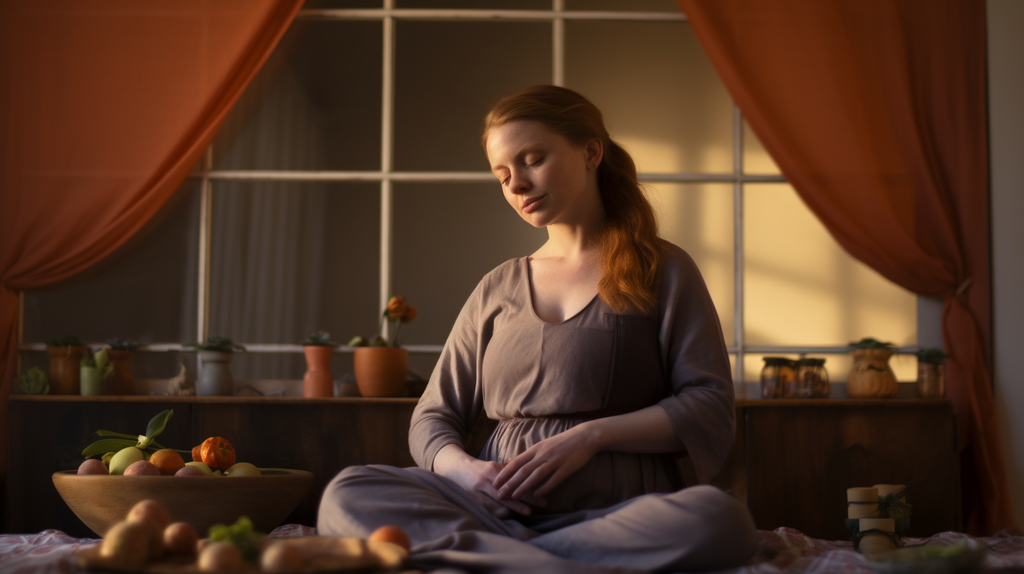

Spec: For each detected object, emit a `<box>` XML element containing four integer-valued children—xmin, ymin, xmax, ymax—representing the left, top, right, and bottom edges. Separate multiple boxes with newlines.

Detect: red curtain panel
<box><xmin>677</xmin><ymin>0</ymin><xmax>1013</xmax><ymax>534</ymax></box>
<box><xmin>0</xmin><ymin>0</ymin><xmax>303</xmax><ymax>509</ymax></box>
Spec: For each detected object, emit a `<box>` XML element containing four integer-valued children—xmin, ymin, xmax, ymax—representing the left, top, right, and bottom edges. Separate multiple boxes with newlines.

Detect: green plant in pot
<box><xmin>184</xmin><ymin>335</ymin><xmax>245</xmax><ymax>396</ymax></box>
<box><xmin>915</xmin><ymin>348</ymin><xmax>947</xmax><ymax>399</ymax></box>
<box><xmin>301</xmin><ymin>331</ymin><xmax>336</xmax><ymax>398</ymax></box>
<box><xmin>105</xmin><ymin>338</ymin><xmax>138</xmax><ymax>395</ymax></box>
<box><xmin>846</xmin><ymin>337</ymin><xmax>898</xmax><ymax>398</ymax></box>
<box><xmin>349</xmin><ymin>297</ymin><xmax>417</xmax><ymax>397</ymax></box>
<box><xmin>80</xmin><ymin>348</ymin><xmax>113</xmax><ymax>396</ymax></box>
<box><xmin>47</xmin><ymin>335</ymin><xmax>86</xmax><ymax>395</ymax></box>
<box><xmin>19</xmin><ymin>367</ymin><xmax>49</xmax><ymax>395</ymax></box>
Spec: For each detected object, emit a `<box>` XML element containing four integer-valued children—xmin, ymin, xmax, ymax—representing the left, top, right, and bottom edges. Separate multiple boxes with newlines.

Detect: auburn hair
<box><xmin>483</xmin><ymin>85</ymin><xmax>665</xmax><ymax>315</ymax></box>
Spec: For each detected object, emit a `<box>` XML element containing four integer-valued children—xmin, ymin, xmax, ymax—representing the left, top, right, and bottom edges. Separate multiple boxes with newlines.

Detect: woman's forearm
<box><xmin>577</xmin><ymin>404</ymin><xmax>684</xmax><ymax>454</ymax></box>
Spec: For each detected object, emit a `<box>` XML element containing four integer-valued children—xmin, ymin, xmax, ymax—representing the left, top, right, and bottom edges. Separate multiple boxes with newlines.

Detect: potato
<box><xmin>126</xmin><ymin>499</ymin><xmax>171</xmax><ymax>530</ymax></box>
<box><xmin>163</xmin><ymin>522</ymin><xmax>198</xmax><ymax>556</ymax></box>
<box><xmin>124</xmin><ymin>460</ymin><xmax>161</xmax><ymax>476</ymax></box>
<box><xmin>198</xmin><ymin>541</ymin><xmax>243</xmax><ymax>572</ymax></box>
<box><xmin>77</xmin><ymin>459</ymin><xmax>108</xmax><ymax>475</ymax></box>
<box><xmin>260</xmin><ymin>541</ymin><xmax>304</xmax><ymax>573</ymax></box>
<box><xmin>100</xmin><ymin>521</ymin><xmax>150</xmax><ymax>569</ymax></box>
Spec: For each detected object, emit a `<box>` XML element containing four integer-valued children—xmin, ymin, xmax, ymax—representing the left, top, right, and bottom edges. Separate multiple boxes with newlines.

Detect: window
<box><xmin>19</xmin><ymin>1</ymin><xmax>925</xmax><ymax>396</ymax></box>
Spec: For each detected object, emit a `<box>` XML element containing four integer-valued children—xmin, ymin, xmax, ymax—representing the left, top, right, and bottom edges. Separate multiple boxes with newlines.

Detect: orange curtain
<box><xmin>676</xmin><ymin>0</ymin><xmax>1013</xmax><ymax>534</ymax></box>
<box><xmin>0</xmin><ymin>0</ymin><xmax>303</xmax><ymax>517</ymax></box>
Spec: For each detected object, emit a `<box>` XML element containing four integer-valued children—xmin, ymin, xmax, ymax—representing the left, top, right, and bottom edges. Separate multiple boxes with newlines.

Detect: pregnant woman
<box><xmin>318</xmin><ymin>85</ymin><xmax>757</xmax><ymax>573</ymax></box>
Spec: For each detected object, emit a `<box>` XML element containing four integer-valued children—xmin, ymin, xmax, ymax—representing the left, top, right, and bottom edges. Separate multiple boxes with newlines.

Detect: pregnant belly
<box><xmin>479</xmin><ymin>417</ymin><xmax>682</xmax><ymax>514</ymax></box>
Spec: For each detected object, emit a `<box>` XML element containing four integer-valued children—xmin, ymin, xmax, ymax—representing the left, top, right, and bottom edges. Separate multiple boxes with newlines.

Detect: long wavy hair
<box><xmin>482</xmin><ymin>85</ymin><xmax>665</xmax><ymax>315</ymax></box>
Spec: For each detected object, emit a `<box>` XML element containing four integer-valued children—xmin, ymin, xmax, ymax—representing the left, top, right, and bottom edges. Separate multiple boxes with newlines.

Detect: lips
<box><xmin>522</xmin><ymin>195</ymin><xmax>545</xmax><ymax>214</ymax></box>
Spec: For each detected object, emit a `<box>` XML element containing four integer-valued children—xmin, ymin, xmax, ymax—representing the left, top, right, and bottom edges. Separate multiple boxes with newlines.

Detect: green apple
<box><xmin>109</xmin><ymin>447</ymin><xmax>145</xmax><ymax>475</ymax></box>
<box><xmin>223</xmin><ymin>462</ymin><xmax>261</xmax><ymax>477</ymax></box>
<box><xmin>184</xmin><ymin>461</ymin><xmax>214</xmax><ymax>476</ymax></box>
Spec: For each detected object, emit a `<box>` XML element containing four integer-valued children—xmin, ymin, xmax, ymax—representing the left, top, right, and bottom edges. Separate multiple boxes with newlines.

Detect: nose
<box><xmin>507</xmin><ymin>169</ymin><xmax>531</xmax><ymax>194</ymax></box>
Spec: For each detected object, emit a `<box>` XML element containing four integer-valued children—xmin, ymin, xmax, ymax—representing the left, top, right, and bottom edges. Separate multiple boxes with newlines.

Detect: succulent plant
<box><xmin>184</xmin><ymin>335</ymin><xmax>245</xmax><ymax>353</ymax></box>
<box><xmin>106</xmin><ymin>338</ymin><xmax>139</xmax><ymax>351</ymax></box>
<box><xmin>302</xmin><ymin>331</ymin><xmax>335</xmax><ymax>346</ymax></box>
<box><xmin>849</xmin><ymin>337</ymin><xmax>896</xmax><ymax>350</ymax></box>
<box><xmin>916</xmin><ymin>348</ymin><xmax>948</xmax><ymax>365</ymax></box>
<box><xmin>47</xmin><ymin>335</ymin><xmax>83</xmax><ymax>347</ymax></box>
<box><xmin>19</xmin><ymin>367</ymin><xmax>49</xmax><ymax>395</ymax></box>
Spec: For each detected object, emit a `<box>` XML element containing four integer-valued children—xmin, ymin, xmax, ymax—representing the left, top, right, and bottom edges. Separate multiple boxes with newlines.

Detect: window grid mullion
<box><xmin>379</xmin><ymin>0</ymin><xmax>396</xmax><ymax>329</ymax></box>
<box><xmin>733</xmin><ymin>105</ymin><xmax>745</xmax><ymax>394</ymax></box>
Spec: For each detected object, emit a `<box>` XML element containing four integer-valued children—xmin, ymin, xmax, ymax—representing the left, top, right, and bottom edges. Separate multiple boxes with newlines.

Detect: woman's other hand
<box><xmin>433</xmin><ymin>444</ymin><xmax>546</xmax><ymax>518</ymax></box>
<box><xmin>492</xmin><ymin>424</ymin><xmax>600</xmax><ymax>502</ymax></box>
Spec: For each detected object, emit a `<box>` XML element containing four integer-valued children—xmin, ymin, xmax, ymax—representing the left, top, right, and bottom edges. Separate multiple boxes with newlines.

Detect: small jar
<box><xmin>761</xmin><ymin>357</ymin><xmax>796</xmax><ymax>398</ymax></box>
<box><xmin>917</xmin><ymin>362</ymin><xmax>945</xmax><ymax>398</ymax></box>
<box><xmin>795</xmin><ymin>358</ymin><xmax>829</xmax><ymax>398</ymax></box>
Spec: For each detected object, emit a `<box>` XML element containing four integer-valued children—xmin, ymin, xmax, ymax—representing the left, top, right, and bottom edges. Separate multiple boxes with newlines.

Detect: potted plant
<box><xmin>915</xmin><ymin>348</ymin><xmax>947</xmax><ymax>399</ymax></box>
<box><xmin>47</xmin><ymin>335</ymin><xmax>86</xmax><ymax>395</ymax></box>
<box><xmin>846</xmin><ymin>337</ymin><xmax>898</xmax><ymax>398</ymax></box>
<box><xmin>19</xmin><ymin>367</ymin><xmax>49</xmax><ymax>395</ymax></box>
<box><xmin>349</xmin><ymin>297</ymin><xmax>417</xmax><ymax>397</ymax></box>
<box><xmin>105</xmin><ymin>338</ymin><xmax>138</xmax><ymax>395</ymax></box>
<box><xmin>301</xmin><ymin>331</ymin><xmax>336</xmax><ymax>398</ymax></box>
<box><xmin>80</xmin><ymin>348</ymin><xmax>112</xmax><ymax>396</ymax></box>
<box><xmin>184</xmin><ymin>335</ymin><xmax>245</xmax><ymax>396</ymax></box>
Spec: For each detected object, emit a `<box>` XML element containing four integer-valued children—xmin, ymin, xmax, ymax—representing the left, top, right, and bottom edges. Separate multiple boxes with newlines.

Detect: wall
<box><xmin>988</xmin><ymin>0</ymin><xmax>1024</xmax><ymax>529</ymax></box>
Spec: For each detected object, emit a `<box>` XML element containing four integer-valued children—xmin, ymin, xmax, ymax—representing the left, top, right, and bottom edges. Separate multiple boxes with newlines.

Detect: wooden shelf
<box><xmin>8</xmin><ymin>395</ymin><xmax>419</xmax><ymax>404</ymax></box>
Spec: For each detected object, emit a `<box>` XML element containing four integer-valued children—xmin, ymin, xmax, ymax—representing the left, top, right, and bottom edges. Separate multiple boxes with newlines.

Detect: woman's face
<box><xmin>485</xmin><ymin>120</ymin><xmax>601</xmax><ymax>229</ymax></box>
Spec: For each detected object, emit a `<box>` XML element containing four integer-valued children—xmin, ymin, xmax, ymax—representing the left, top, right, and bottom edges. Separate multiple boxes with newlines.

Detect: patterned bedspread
<box><xmin>1</xmin><ymin>526</ymin><xmax>1022</xmax><ymax>573</ymax></box>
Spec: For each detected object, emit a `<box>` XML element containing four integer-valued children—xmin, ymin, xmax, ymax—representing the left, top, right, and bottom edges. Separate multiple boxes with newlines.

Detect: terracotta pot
<box><xmin>917</xmin><ymin>362</ymin><xmax>945</xmax><ymax>399</ymax></box>
<box><xmin>847</xmin><ymin>348</ymin><xmax>898</xmax><ymax>398</ymax></box>
<box><xmin>354</xmin><ymin>347</ymin><xmax>408</xmax><ymax>397</ymax></box>
<box><xmin>303</xmin><ymin>345</ymin><xmax>334</xmax><ymax>398</ymax></box>
<box><xmin>197</xmin><ymin>350</ymin><xmax>234</xmax><ymax>396</ymax></box>
<box><xmin>106</xmin><ymin>349</ymin><xmax>135</xmax><ymax>395</ymax></box>
<box><xmin>48</xmin><ymin>345</ymin><xmax>86</xmax><ymax>395</ymax></box>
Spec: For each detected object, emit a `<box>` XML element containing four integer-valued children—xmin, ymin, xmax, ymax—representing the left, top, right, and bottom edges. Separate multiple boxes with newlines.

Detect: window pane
<box><xmin>743</xmin><ymin>121</ymin><xmax>781</xmax><ymax>175</ymax></box>
<box><xmin>398</xmin><ymin>0</ymin><xmax>548</xmax><ymax>8</ymax></box>
<box><xmin>392</xmin><ymin>182</ymin><xmax>546</xmax><ymax>345</ymax></box>
<box><xmin>208</xmin><ymin>181</ymin><xmax>381</xmax><ymax>362</ymax></box>
<box><xmin>22</xmin><ymin>181</ymin><xmax>200</xmax><ymax>344</ymax></box>
<box><xmin>742</xmin><ymin>353</ymin><xmax>918</xmax><ymax>385</ymax></box>
<box><xmin>743</xmin><ymin>183</ymin><xmax>917</xmax><ymax>347</ymax></box>
<box><xmin>394</xmin><ymin>21</ymin><xmax>552</xmax><ymax>172</ymax></box>
<box><xmin>565</xmin><ymin>21</ymin><xmax>733</xmax><ymax>174</ymax></box>
<box><xmin>213</xmin><ymin>21</ymin><xmax>382</xmax><ymax>171</ymax></box>
<box><xmin>647</xmin><ymin>183</ymin><xmax>734</xmax><ymax>345</ymax></box>
<box><xmin>566</xmin><ymin>0</ymin><xmax>680</xmax><ymax>11</ymax></box>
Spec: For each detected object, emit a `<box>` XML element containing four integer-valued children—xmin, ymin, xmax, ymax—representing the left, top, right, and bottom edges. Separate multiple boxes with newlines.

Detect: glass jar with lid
<box><xmin>795</xmin><ymin>358</ymin><xmax>829</xmax><ymax>398</ymax></box>
<box><xmin>761</xmin><ymin>357</ymin><xmax>797</xmax><ymax>398</ymax></box>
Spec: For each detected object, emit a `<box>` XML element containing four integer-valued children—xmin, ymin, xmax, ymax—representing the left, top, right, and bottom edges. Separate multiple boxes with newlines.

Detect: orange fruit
<box><xmin>368</xmin><ymin>525</ymin><xmax>411</xmax><ymax>551</ymax></box>
<box><xmin>148</xmin><ymin>449</ymin><xmax>185</xmax><ymax>476</ymax></box>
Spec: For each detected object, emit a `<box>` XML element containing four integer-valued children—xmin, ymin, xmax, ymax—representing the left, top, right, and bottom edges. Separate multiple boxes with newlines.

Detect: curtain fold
<box><xmin>676</xmin><ymin>0</ymin><xmax>1013</xmax><ymax>534</ymax></box>
<box><xmin>0</xmin><ymin>0</ymin><xmax>303</xmax><ymax>514</ymax></box>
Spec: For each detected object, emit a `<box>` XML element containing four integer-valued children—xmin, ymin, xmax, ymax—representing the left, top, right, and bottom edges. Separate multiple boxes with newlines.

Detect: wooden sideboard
<box><xmin>4</xmin><ymin>396</ymin><xmax>959</xmax><ymax>539</ymax></box>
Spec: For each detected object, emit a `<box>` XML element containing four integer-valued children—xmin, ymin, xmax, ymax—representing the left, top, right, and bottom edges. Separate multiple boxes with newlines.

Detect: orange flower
<box><xmin>386</xmin><ymin>296</ymin><xmax>408</xmax><ymax>319</ymax></box>
<box><xmin>402</xmin><ymin>306</ymin><xmax>417</xmax><ymax>322</ymax></box>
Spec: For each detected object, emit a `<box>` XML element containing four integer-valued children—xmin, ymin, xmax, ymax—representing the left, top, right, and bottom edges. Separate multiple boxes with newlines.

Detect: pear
<box><xmin>184</xmin><ymin>461</ymin><xmax>215</xmax><ymax>476</ymax></box>
<box><xmin>223</xmin><ymin>462</ymin><xmax>261</xmax><ymax>477</ymax></box>
<box><xmin>109</xmin><ymin>447</ymin><xmax>145</xmax><ymax>475</ymax></box>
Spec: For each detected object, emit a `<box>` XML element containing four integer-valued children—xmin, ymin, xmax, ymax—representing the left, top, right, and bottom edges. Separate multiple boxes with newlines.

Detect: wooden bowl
<box><xmin>52</xmin><ymin>468</ymin><xmax>314</xmax><ymax>538</ymax></box>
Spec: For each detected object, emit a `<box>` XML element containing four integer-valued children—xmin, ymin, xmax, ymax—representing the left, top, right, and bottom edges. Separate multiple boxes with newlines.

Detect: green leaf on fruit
<box><xmin>96</xmin><ymin>430</ymin><xmax>138</xmax><ymax>439</ymax></box>
<box><xmin>144</xmin><ymin>409</ymin><xmax>173</xmax><ymax>441</ymax></box>
<box><xmin>82</xmin><ymin>438</ymin><xmax>138</xmax><ymax>459</ymax></box>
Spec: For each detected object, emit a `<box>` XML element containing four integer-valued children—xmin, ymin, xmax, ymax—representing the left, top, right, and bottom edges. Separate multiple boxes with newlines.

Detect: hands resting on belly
<box><xmin>433</xmin><ymin>405</ymin><xmax>683</xmax><ymax>518</ymax></box>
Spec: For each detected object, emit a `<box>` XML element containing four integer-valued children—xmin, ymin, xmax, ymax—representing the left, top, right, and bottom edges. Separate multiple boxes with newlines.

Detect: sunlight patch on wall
<box><xmin>744</xmin><ymin>183</ymin><xmax>917</xmax><ymax>347</ymax></box>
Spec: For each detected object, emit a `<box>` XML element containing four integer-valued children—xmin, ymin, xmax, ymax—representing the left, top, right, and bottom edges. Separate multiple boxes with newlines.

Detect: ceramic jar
<box><xmin>302</xmin><ymin>345</ymin><xmax>334</xmax><ymax>398</ymax></box>
<box><xmin>917</xmin><ymin>362</ymin><xmax>945</xmax><ymax>398</ymax></box>
<box><xmin>760</xmin><ymin>357</ymin><xmax>796</xmax><ymax>398</ymax></box>
<box><xmin>197</xmin><ymin>350</ymin><xmax>235</xmax><ymax>396</ymax></box>
<box><xmin>354</xmin><ymin>347</ymin><xmax>408</xmax><ymax>397</ymax></box>
<box><xmin>106</xmin><ymin>349</ymin><xmax>135</xmax><ymax>395</ymax></box>
<box><xmin>847</xmin><ymin>348</ymin><xmax>898</xmax><ymax>398</ymax></box>
<box><xmin>48</xmin><ymin>345</ymin><xmax>86</xmax><ymax>395</ymax></box>
<box><xmin>795</xmin><ymin>358</ymin><xmax>829</xmax><ymax>398</ymax></box>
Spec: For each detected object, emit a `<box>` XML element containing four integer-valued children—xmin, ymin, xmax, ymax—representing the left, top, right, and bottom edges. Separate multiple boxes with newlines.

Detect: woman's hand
<box><xmin>432</xmin><ymin>444</ymin><xmax>546</xmax><ymax>518</ymax></box>
<box><xmin>491</xmin><ymin>424</ymin><xmax>600</xmax><ymax>502</ymax></box>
